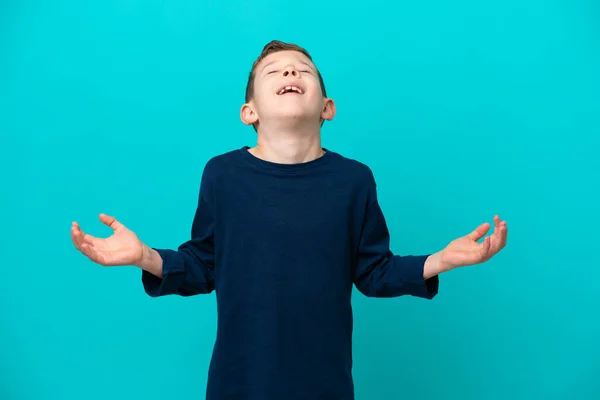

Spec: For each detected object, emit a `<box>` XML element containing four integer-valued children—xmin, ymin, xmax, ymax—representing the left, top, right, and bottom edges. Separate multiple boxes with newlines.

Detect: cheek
<box><xmin>308</xmin><ymin>92</ymin><xmax>324</xmax><ymax>108</ymax></box>
<box><xmin>253</xmin><ymin>91</ymin><xmax>273</xmax><ymax>111</ymax></box>
<box><xmin>309</xmin><ymin>82</ymin><xmax>324</xmax><ymax>100</ymax></box>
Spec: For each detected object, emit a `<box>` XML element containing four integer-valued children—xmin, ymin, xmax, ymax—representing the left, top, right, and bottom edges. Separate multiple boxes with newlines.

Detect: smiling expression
<box><xmin>241</xmin><ymin>50</ymin><xmax>335</xmax><ymax>130</ymax></box>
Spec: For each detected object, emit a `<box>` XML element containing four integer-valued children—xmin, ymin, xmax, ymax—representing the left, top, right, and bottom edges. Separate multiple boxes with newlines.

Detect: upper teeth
<box><xmin>278</xmin><ymin>86</ymin><xmax>303</xmax><ymax>95</ymax></box>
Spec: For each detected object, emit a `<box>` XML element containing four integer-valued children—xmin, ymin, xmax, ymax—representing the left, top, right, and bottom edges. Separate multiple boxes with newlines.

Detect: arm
<box><xmin>353</xmin><ymin>185</ymin><xmax>439</xmax><ymax>299</ymax></box>
<box><xmin>353</xmin><ymin>182</ymin><xmax>508</xmax><ymax>298</ymax></box>
<box><xmin>140</xmin><ymin>169</ymin><xmax>217</xmax><ymax>298</ymax></box>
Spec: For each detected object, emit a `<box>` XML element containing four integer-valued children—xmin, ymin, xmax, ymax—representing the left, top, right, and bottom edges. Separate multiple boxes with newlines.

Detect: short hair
<box><xmin>245</xmin><ymin>40</ymin><xmax>327</xmax><ymax>104</ymax></box>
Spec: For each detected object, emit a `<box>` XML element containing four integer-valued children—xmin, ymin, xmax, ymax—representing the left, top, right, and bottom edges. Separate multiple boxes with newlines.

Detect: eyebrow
<box><xmin>260</xmin><ymin>61</ymin><xmax>276</xmax><ymax>74</ymax></box>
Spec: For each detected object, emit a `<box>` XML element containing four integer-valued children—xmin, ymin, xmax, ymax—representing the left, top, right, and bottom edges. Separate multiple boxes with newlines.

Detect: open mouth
<box><xmin>277</xmin><ymin>85</ymin><xmax>304</xmax><ymax>95</ymax></box>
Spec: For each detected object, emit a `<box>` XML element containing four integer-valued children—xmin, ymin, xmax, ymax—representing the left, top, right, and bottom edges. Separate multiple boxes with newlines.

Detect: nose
<box><xmin>281</xmin><ymin>65</ymin><xmax>299</xmax><ymax>78</ymax></box>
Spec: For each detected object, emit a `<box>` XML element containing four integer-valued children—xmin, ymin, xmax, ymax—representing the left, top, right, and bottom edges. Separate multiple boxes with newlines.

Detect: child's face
<box><xmin>241</xmin><ymin>50</ymin><xmax>335</xmax><ymax>130</ymax></box>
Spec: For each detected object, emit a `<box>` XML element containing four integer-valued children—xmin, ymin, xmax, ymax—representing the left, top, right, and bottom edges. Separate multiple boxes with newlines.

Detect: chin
<box><xmin>276</xmin><ymin>112</ymin><xmax>319</xmax><ymax>124</ymax></box>
<box><xmin>276</xmin><ymin>105</ymin><xmax>319</xmax><ymax>118</ymax></box>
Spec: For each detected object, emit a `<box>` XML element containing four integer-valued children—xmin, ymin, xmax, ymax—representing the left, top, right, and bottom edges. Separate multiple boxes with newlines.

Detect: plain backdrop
<box><xmin>1</xmin><ymin>0</ymin><xmax>599</xmax><ymax>399</ymax></box>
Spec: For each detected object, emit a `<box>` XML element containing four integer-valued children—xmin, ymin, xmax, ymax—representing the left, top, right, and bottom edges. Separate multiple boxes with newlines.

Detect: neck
<box><xmin>249</xmin><ymin>124</ymin><xmax>324</xmax><ymax>164</ymax></box>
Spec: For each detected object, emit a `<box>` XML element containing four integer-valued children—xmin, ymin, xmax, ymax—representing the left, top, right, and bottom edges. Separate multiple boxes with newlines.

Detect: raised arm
<box><xmin>353</xmin><ymin>184</ymin><xmax>439</xmax><ymax>299</ymax></box>
<box><xmin>71</xmin><ymin>165</ymin><xmax>218</xmax><ymax>298</ymax></box>
<box><xmin>141</xmin><ymin>184</ymin><xmax>216</xmax><ymax>297</ymax></box>
<box><xmin>352</xmin><ymin>179</ymin><xmax>507</xmax><ymax>298</ymax></box>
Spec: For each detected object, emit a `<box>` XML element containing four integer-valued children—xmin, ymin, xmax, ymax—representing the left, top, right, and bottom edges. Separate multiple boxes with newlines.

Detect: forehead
<box><xmin>256</xmin><ymin>50</ymin><xmax>315</xmax><ymax>70</ymax></box>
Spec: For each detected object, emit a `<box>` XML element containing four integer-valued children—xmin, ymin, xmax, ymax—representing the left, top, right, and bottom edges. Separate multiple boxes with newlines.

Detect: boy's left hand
<box><xmin>439</xmin><ymin>215</ymin><xmax>508</xmax><ymax>273</ymax></box>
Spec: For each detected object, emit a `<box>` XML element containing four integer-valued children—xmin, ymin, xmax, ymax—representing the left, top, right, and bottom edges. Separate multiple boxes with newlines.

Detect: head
<box><xmin>240</xmin><ymin>40</ymin><xmax>336</xmax><ymax>133</ymax></box>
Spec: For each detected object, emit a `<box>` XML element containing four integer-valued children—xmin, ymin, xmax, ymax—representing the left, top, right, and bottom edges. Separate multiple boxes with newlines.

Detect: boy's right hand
<box><xmin>71</xmin><ymin>213</ymin><xmax>145</xmax><ymax>267</ymax></box>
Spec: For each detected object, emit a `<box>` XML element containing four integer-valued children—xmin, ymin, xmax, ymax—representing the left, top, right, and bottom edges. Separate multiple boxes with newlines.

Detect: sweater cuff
<box><xmin>141</xmin><ymin>248</ymin><xmax>186</xmax><ymax>297</ymax></box>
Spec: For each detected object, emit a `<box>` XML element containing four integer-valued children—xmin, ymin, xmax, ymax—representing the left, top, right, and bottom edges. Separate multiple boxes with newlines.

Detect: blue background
<box><xmin>2</xmin><ymin>1</ymin><xmax>599</xmax><ymax>399</ymax></box>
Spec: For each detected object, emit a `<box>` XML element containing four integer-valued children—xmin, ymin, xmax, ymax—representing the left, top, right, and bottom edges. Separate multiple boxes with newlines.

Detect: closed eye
<box><xmin>267</xmin><ymin>70</ymin><xmax>310</xmax><ymax>74</ymax></box>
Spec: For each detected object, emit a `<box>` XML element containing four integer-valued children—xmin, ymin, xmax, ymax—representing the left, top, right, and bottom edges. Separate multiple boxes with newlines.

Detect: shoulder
<box><xmin>326</xmin><ymin>150</ymin><xmax>380</xmax><ymax>208</ymax></box>
<box><xmin>207</xmin><ymin>147</ymin><xmax>243</xmax><ymax>166</ymax></box>
<box><xmin>327</xmin><ymin>150</ymin><xmax>376</xmax><ymax>185</ymax></box>
<box><xmin>194</xmin><ymin>148</ymin><xmax>244</xmax><ymax>193</ymax></box>
<box><xmin>201</xmin><ymin>147</ymin><xmax>243</xmax><ymax>176</ymax></box>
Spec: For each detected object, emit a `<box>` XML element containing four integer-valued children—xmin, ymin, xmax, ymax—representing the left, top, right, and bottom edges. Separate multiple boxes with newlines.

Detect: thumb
<box><xmin>467</xmin><ymin>222</ymin><xmax>491</xmax><ymax>242</ymax></box>
<box><xmin>98</xmin><ymin>213</ymin><xmax>125</xmax><ymax>232</ymax></box>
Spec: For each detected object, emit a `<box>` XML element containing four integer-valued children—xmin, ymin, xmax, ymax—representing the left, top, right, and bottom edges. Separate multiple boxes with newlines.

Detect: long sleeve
<box><xmin>141</xmin><ymin>168</ymin><xmax>216</xmax><ymax>297</ymax></box>
<box><xmin>353</xmin><ymin>184</ymin><xmax>438</xmax><ymax>299</ymax></box>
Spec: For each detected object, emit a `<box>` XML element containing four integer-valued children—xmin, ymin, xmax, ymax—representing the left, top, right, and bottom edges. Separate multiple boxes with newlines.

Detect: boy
<box><xmin>71</xmin><ymin>40</ymin><xmax>507</xmax><ymax>399</ymax></box>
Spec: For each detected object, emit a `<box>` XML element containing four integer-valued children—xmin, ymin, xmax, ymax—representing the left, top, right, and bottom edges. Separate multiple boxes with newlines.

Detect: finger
<box><xmin>81</xmin><ymin>242</ymin><xmax>110</xmax><ymax>265</ymax></box>
<box><xmin>480</xmin><ymin>236</ymin><xmax>491</xmax><ymax>260</ymax></box>
<box><xmin>80</xmin><ymin>242</ymin><xmax>94</xmax><ymax>259</ymax></box>
<box><xmin>488</xmin><ymin>224</ymin><xmax>508</xmax><ymax>254</ymax></box>
<box><xmin>467</xmin><ymin>222</ymin><xmax>491</xmax><ymax>242</ymax></box>
<box><xmin>499</xmin><ymin>222</ymin><xmax>508</xmax><ymax>248</ymax></box>
<box><xmin>82</xmin><ymin>232</ymin><xmax>105</xmax><ymax>248</ymax></box>
<box><xmin>460</xmin><ymin>237</ymin><xmax>492</xmax><ymax>265</ymax></box>
<box><xmin>71</xmin><ymin>224</ymin><xmax>85</xmax><ymax>250</ymax></box>
<box><xmin>80</xmin><ymin>242</ymin><xmax>99</xmax><ymax>264</ymax></box>
<box><xmin>70</xmin><ymin>227</ymin><xmax>81</xmax><ymax>250</ymax></box>
<box><xmin>99</xmin><ymin>213</ymin><xmax>125</xmax><ymax>232</ymax></box>
<box><xmin>493</xmin><ymin>220</ymin><xmax>507</xmax><ymax>243</ymax></box>
<box><xmin>489</xmin><ymin>221</ymin><xmax>498</xmax><ymax>240</ymax></box>
<box><xmin>494</xmin><ymin>215</ymin><xmax>501</xmax><ymax>233</ymax></box>
<box><xmin>72</xmin><ymin>223</ymin><xmax>104</xmax><ymax>248</ymax></box>
<box><xmin>486</xmin><ymin>216</ymin><xmax>506</xmax><ymax>250</ymax></box>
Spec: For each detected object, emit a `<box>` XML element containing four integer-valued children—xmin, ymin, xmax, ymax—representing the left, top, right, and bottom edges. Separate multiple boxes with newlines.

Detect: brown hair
<box><xmin>245</xmin><ymin>40</ymin><xmax>327</xmax><ymax>104</ymax></box>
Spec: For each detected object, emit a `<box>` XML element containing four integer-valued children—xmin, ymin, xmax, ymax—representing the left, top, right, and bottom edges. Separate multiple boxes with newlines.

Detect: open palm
<box><xmin>71</xmin><ymin>213</ymin><xmax>144</xmax><ymax>267</ymax></box>
<box><xmin>440</xmin><ymin>215</ymin><xmax>508</xmax><ymax>271</ymax></box>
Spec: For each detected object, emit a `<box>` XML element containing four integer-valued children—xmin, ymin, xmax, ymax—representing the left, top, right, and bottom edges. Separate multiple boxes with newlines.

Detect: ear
<box><xmin>240</xmin><ymin>102</ymin><xmax>259</xmax><ymax>126</ymax></box>
<box><xmin>320</xmin><ymin>97</ymin><xmax>336</xmax><ymax>121</ymax></box>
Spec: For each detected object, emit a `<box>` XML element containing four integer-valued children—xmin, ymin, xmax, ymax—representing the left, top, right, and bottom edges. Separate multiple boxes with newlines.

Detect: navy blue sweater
<box><xmin>142</xmin><ymin>146</ymin><xmax>439</xmax><ymax>399</ymax></box>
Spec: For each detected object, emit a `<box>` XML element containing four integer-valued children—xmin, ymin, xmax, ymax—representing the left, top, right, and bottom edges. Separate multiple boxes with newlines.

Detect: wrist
<box><xmin>424</xmin><ymin>250</ymin><xmax>456</xmax><ymax>279</ymax></box>
<box><xmin>438</xmin><ymin>249</ymin><xmax>455</xmax><ymax>274</ymax></box>
<box><xmin>423</xmin><ymin>252</ymin><xmax>443</xmax><ymax>279</ymax></box>
<box><xmin>135</xmin><ymin>242</ymin><xmax>151</xmax><ymax>268</ymax></box>
<box><xmin>135</xmin><ymin>243</ymin><xmax>164</xmax><ymax>278</ymax></box>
